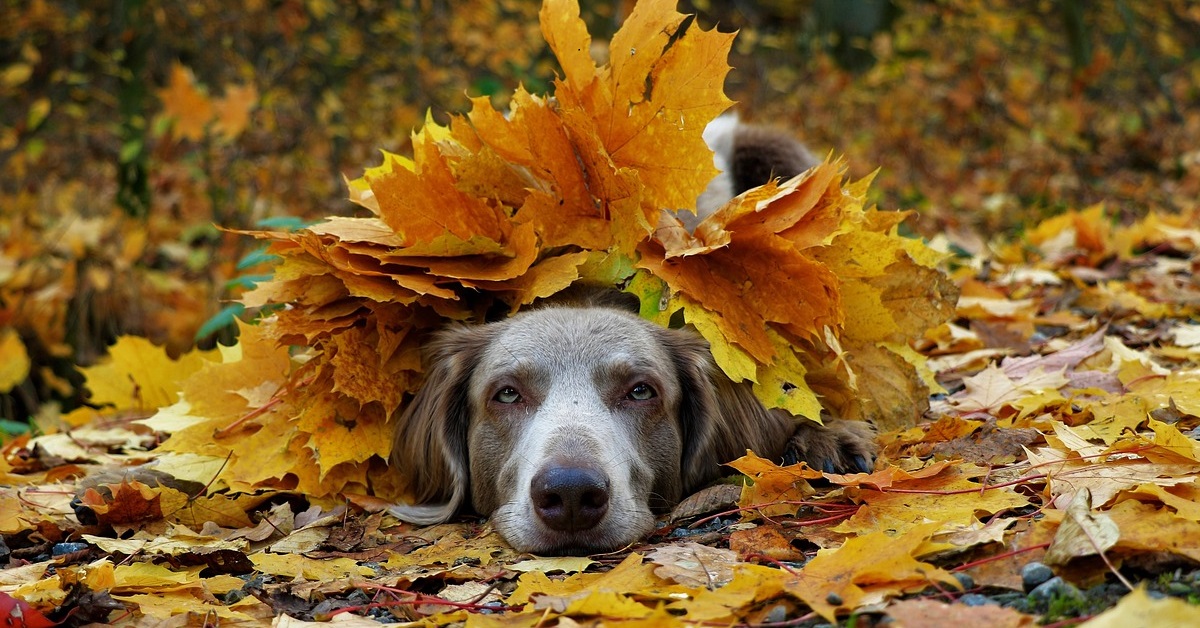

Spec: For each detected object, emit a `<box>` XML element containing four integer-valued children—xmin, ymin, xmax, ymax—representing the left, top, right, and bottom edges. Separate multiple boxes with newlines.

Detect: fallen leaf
<box><xmin>649</xmin><ymin>542</ymin><xmax>738</xmax><ymax>589</ymax></box>
<box><xmin>1043</xmin><ymin>488</ymin><xmax>1120</xmax><ymax>566</ymax></box>
<box><xmin>1080</xmin><ymin>586</ymin><xmax>1200</xmax><ymax>627</ymax></box>
<box><xmin>885</xmin><ymin>597</ymin><xmax>1036</xmax><ymax>627</ymax></box>
<box><xmin>784</xmin><ymin>522</ymin><xmax>960</xmax><ymax>622</ymax></box>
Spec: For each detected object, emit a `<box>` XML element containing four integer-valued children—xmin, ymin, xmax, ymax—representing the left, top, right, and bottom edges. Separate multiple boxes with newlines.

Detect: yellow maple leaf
<box><xmin>0</xmin><ymin>327</ymin><xmax>31</xmax><ymax>393</ymax></box>
<box><xmin>82</xmin><ymin>336</ymin><xmax>217</xmax><ymax>413</ymax></box>
<box><xmin>545</xmin><ymin>0</ymin><xmax>725</xmax><ymax>203</ymax></box>
<box><xmin>832</xmin><ymin>462</ymin><xmax>1031</xmax><ymax>536</ymax></box>
<box><xmin>1103</xmin><ymin>500</ymin><xmax>1200</xmax><ymax>563</ymax></box>
<box><xmin>1084</xmin><ymin>587</ymin><xmax>1200</xmax><ymax>628</ymax></box>
<box><xmin>785</xmin><ymin>522</ymin><xmax>960</xmax><ymax>622</ymax></box>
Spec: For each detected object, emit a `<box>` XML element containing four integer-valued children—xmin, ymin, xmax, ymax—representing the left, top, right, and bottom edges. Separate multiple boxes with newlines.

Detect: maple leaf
<box><xmin>885</xmin><ymin>598</ymin><xmax>1038</xmax><ymax>627</ymax></box>
<box><xmin>726</xmin><ymin>452</ymin><xmax>822</xmax><ymax>517</ymax></box>
<box><xmin>640</xmin><ymin>165</ymin><xmax>955</xmax><ymax>426</ymax></box>
<box><xmin>0</xmin><ymin>327</ymin><xmax>30</xmax><ymax>393</ymax></box>
<box><xmin>832</xmin><ymin>461</ymin><xmax>1030</xmax><ymax>537</ymax></box>
<box><xmin>1043</xmin><ymin>488</ymin><xmax>1119</xmax><ymax>566</ymax></box>
<box><xmin>1092</xmin><ymin>500</ymin><xmax>1200</xmax><ymax>564</ymax></box>
<box><xmin>1028</xmin><ymin>421</ymin><xmax>1200</xmax><ymax>510</ymax></box>
<box><xmin>785</xmin><ymin>522</ymin><xmax>960</xmax><ymax>621</ymax></box>
<box><xmin>544</xmin><ymin>0</ymin><xmax>733</xmax><ymax>217</ymax></box>
<box><xmin>211</xmin><ymin>83</ymin><xmax>258</xmax><ymax>140</ymax></box>
<box><xmin>81</xmin><ymin>336</ymin><xmax>217</xmax><ymax>413</ymax></box>
<box><xmin>1083</xmin><ymin>587</ymin><xmax>1200</xmax><ymax>627</ymax></box>
<box><xmin>157</xmin><ymin>63</ymin><xmax>214</xmax><ymax>142</ymax></box>
<box><xmin>649</xmin><ymin>542</ymin><xmax>738</xmax><ymax>589</ymax></box>
<box><xmin>78</xmin><ymin>481</ymin><xmax>166</xmax><ymax>527</ymax></box>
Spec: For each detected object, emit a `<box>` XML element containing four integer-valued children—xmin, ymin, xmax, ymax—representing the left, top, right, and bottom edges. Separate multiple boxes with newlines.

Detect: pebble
<box><xmin>825</xmin><ymin>592</ymin><xmax>843</xmax><ymax>606</ymax></box>
<box><xmin>1021</xmin><ymin>562</ymin><xmax>1054</xmax><ymax>592</ymax></box>
<box><xmin>953</xmin><ymin>572</ymin><xmax>975</xmax><ymax>591</ymax></box>
<box><xmin>959</xmin><ymin>593</ymin><xmax>994</xmax><ymax>607</ymax></box>
<box><xmin>51</xmin><ymin>542</ymin><xmax>89</xmax><ymax>556</ymax></box>
<box><xmin>1029</xmin><ymin>576</ymin><xmax>1083</xmax><ymax>603</ymax></box>
<box><xmin>762</xmin><ymin>605</ymin><xmax>787</xmax><ymax>623</ymax></box>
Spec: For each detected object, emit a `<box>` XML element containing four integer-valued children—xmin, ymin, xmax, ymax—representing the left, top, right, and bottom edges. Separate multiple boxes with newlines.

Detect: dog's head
<box><xmin>388</xmin><ymin>305</ymin><xmax>767</xmax><ymax>553</ymax></box>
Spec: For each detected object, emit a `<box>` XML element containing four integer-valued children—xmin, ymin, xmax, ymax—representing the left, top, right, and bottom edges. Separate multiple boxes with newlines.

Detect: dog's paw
<box><xmin>782</xmin><ymin>419</ymin><xmax>877</xmax><ymax>474</ymax></box>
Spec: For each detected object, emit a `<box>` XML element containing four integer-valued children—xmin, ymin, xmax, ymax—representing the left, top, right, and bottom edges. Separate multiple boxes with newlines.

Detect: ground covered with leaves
<box><xmin>4</xmin><ymin>0</ymin><xmax>1200</xmax><ymax>626</ymax></box>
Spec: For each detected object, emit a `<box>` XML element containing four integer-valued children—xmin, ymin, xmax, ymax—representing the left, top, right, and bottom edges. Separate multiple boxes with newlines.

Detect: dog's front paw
<box><xmin>782</xmin><ymin>419</ymin><xmax>877</xmax><ymax>474</ymax></box>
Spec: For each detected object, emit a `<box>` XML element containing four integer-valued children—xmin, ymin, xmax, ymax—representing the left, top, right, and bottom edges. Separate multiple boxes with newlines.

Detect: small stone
<box><xmin>959</xmin><ymin>593</ymin><xmax>994</xmax><ymax>607</ymax></box>
<box><xmin>825</xmin><ymin>592</ymin><xmax>843</xmax><ymax>606</ymax></box>
<box><xmin>990</xmin><ymin>592</ymin><xmax>1024</xmax><ymax>605</ymax></box>
<box><xmin>762</xmin><ymin>605</ymin><xmax>788</xmax><ymax>623</ymax></box>
<box><xmin>1029</xmin><ymin>576</ymin><xmax>1083</xmax><ymax>603</ymax></box>
<box><xmin>954</xmin><ymin>572</ymin><xmax>975</xmax><ymax>591</ymax></box>
<box><xmin>1021</xmin><ymin>562</ymin><xmax>1054</xmax><ymax>592</ymax></box>
<box><xmin>51</xmin><ymin>542</ymin><xmax>89</xmax><ymax>556</ymax></box>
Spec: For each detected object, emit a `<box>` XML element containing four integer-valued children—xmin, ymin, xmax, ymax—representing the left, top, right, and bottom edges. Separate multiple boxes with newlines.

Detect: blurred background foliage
<box><xmin>2</xmin><ymin>0</ymin><xmax>1198</xmax><ymax>423</ymax></box>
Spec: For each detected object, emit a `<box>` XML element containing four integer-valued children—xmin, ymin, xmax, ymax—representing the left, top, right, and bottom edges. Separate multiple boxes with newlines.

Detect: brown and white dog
<box><xmin>387</xmin><ymin>117</ymin><xmax>872</xmax><ymax>554</ymax></box>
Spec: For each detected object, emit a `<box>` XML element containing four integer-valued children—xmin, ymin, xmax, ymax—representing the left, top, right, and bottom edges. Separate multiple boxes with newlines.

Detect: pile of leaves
<box><xmin>3</xmin><ymin>0</ymin><xmax>1200</xmax><ymax>626</ymax></box>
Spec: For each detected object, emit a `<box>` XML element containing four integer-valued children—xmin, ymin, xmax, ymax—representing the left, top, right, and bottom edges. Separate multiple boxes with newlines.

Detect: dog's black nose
<box><xmin>531</xmin><ymin>465</ymin><xmax>610</xmax><ymax>532</ymax></box>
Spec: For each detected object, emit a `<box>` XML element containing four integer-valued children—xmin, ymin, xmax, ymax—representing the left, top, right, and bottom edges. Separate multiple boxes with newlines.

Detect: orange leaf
<box><xmin>211</xmin><ymin>84</ymin><xmax>258</xmax><ymax>140</ymax></box>
<box><xmin>366</xmin><ymin>133</ymin><xmax>511</xmax><ymax>247</ymax></box>
<box><xmin>726</xmin><ymin>452</ymin><xmax>822</xmax><ymax>517</ymax></box>
<box><xmin>157</xmin><ymin>63</ymin><xmax>213</xmax><ymax>141</ymax></box>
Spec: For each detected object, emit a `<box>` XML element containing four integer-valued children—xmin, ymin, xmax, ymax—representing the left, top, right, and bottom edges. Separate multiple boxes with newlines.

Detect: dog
<box><xmin>387</xmin><ymin>301</ymin><xmax>876</xmax><ymax>554</ymax></box>
<box><xmin>386</xmin><ymin>116</ymin><xmax>871</xmax><ymax>554</ymax></box>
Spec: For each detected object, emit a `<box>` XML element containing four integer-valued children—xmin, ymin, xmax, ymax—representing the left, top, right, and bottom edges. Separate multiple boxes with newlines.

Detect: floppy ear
<box><xmin>387</xmin><ymin>324</ymin><xmax>492</xmax><ymax>525</ymax></box>
<box><xmin>661</xmin><ymin>328</ymin><xmax>795</xmax><ymax>494</ymax></box>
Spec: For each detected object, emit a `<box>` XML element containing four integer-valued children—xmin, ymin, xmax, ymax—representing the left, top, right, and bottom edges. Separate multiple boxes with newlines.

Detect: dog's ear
<box><xmin>387</xmin><ymin>324</ymin><xmax>491</xmax><ymax>525</ymax></box>
<box><xmin>661</xmin><ymin>328</ymin><xmax>794</xmax><ymax>493</ymax></box>
<box><xmin>663</xmin><ymin>327</ymin><xmax>799</xmax><ymax>494</ymax></box>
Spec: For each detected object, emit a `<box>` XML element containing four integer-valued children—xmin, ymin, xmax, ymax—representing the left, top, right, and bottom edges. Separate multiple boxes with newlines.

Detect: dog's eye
<box><xmin>627</xmin><ymin>383</ymin><xmax>656</xmax><ymax>401</ymax></box>
<box><xmin>493</xmin><ymin>387</ymin><xmax>522</xmax><ymax>404</ymax></box>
